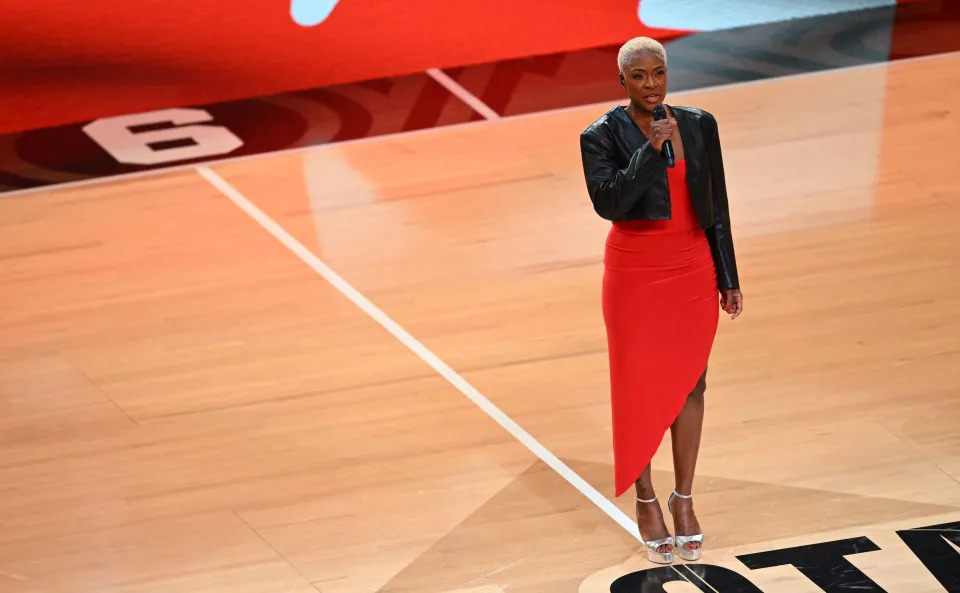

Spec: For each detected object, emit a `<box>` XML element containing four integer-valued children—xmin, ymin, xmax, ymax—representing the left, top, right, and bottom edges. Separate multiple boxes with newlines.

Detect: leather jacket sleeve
<box><xmin>580</xmin><ymin>126</ymin><xmax>667</xmax><ymax>221</ymax></box>
<box><xmin>702</xmin><ymin>116</ymin><xmax>740</xmax><ymax>290</ymax></box>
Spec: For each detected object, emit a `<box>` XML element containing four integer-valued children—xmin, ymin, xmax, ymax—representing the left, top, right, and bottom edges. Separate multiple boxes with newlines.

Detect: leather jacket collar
<box><xmin>579</xmin><ymin>103</ymin><xmax>740</xmax><ymax>289</ymax></box>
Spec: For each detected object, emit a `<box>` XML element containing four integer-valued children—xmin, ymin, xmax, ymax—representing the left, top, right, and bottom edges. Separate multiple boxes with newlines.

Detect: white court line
<box><xmin>426</xmin><ymin>68</ymin><xmax>501</xmax><ymax>121</ymax></box>
<box><xmin>195</xmin><ymin>165</ymin><xmax>642</xmax><ymax>541</ymax></box>
<box><xmin>3</xmin><ymin>49</ymin><xmax>958</xmax><ymax>200</ymax></box>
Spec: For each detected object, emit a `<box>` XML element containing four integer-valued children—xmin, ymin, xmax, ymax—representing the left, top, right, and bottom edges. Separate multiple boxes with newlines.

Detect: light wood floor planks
<box><xmin>2</xmin><ymin>53</ymin><xmax>959</xmax><ymax>593</ymax></box>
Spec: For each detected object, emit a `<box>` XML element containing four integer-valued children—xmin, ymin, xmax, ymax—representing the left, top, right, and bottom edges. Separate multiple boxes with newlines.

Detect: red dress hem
<box><xmin>601</xmin><ymin>160</ymin><xmax>719</xmax><ymax>497</ymax></box>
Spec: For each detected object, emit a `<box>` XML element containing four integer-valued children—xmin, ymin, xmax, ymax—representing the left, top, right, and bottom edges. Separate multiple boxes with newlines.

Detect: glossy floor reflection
<box><xmin>1</xmin><ymin>54</ymin><xmax>958</xmax><ymax>593</ymax></box>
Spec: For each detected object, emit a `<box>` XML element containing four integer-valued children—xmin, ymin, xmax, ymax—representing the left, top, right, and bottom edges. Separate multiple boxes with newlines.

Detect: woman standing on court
<box><xmin>578</xmin><ymin>37</ymin><xmax>743</xmax><ymax>565</ymax></box>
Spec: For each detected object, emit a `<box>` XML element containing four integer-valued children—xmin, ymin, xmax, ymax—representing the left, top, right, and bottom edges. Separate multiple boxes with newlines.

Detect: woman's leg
<box><xmin>634</xmin><ymin>465</ymin><xmax>672</xmax><ymax>551</ymax></box>
<box><xmin>669</xmin><ymin>370</ymin><xmax>707</xmax><ymax>540</ymax></box>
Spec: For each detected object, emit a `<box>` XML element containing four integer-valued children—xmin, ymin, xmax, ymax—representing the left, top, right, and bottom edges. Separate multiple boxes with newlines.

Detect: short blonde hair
<box><xmin>617</xmin><ymin>37</ymin><xmax>667</xmax><ymax>72</ymax></box>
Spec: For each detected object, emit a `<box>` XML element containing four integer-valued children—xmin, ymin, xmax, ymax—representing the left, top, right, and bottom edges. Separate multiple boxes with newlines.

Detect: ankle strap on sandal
<box><xmin>635</xmin><ymin>495</ymin><xmax>658</xmax><ymax>504</ymax></box>
<box><xmin>671</xmin><ymin>490</ymin><xmax>693</xmax><ymax>499</ymax></box>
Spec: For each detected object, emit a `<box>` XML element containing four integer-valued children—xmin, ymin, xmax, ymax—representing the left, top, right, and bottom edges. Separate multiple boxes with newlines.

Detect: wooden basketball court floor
<box><xmin>2</xmin><ymin>52</ymin><xmax>959</xmax><ymax>593</ymax></box>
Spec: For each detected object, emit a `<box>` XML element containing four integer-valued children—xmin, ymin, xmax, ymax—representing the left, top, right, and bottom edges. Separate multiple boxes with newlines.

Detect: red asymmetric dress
<box><xmin>601</xmin><ymin>159</ymin><xmax>719</xmax><ymax>496</ymax></box>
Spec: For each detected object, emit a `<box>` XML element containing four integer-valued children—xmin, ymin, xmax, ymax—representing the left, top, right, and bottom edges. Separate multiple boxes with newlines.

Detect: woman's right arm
<box><xmin>579</xmin><ymin>126</ymin><xmax>666</xmax><ymax>221</ymax></box>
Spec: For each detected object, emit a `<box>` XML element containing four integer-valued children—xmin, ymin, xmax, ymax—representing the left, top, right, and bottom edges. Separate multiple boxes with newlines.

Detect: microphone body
<box><xmin>651</xmin><ymin>105</ymin><xmax>675</xmax><ymax>168</ymax></box>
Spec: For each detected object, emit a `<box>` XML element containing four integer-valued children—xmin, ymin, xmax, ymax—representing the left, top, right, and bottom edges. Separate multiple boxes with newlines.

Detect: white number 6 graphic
<box><xmin>82</xmin><ymin>108</ymin><xmax>243</xmax><ymax>166</ymax></box>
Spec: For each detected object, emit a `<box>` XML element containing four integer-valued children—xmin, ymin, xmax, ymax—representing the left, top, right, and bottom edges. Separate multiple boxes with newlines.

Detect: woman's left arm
<box><xmin>703</xmin><ymin>114</ymin><xmax>743</xmax><ymax>319</ymax></box>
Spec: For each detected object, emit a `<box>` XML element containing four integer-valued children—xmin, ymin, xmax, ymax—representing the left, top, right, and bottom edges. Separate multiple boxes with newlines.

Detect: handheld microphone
<box><xmin>652</xmin><ymin>105</ymin><xmax>675</xmax><ymax>168</ymax></box>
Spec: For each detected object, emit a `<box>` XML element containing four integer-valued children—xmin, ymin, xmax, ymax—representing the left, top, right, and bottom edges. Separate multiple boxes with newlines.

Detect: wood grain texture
<box><xmin>2</xmin><ymin>54</ymin><xmax>959</xmax><ymax>592</ymax></box>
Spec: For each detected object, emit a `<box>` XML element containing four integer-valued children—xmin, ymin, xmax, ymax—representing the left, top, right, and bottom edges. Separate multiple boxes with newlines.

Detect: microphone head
<box><xmin>652</xmin><ymin>105</ymin><xmax>667</xmax><ymax>121</ymax></box>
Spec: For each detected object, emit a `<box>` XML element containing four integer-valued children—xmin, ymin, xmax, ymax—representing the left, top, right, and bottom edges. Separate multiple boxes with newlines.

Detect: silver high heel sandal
<box><xmin>667</xmin><ymin>490</ymin><xmax>703</xmax><ymax>561</ymax></box>
<box><xmin>635</xmin><ymin>496</ymin><xmax>674</xmax><ymax>564</ymax></box>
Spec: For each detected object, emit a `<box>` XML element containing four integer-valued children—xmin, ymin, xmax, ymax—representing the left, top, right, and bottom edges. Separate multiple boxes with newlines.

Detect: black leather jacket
<box><xmin>579</xmin><ymin>104</ymin><xmax>740</xmax><ymax>290</ymax></box>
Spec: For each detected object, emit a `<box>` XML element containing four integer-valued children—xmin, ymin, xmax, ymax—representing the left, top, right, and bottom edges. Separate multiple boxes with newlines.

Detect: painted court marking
<box><xmin>426</xmin><ymin>68</ymin><xmax>502</xmax><ymax>121</ymax></box>
<box><xmin>197</xmin><ymin>63</ymin><xmax>703</xmax><ymax>580</ymax></box>
<box><xmin>195</xmin><ymin>166</ymin><xmax>644</xmax><ymax>543</ymax></box>
<box><xmin>197</xmin><ymin>68</ymin><xmax>706</xmax><ymax>586</ymax></box>
<box><xmin>3</xmin><ymin>51</ymin><xmax>958</xmax><ymax>200</ymax></box>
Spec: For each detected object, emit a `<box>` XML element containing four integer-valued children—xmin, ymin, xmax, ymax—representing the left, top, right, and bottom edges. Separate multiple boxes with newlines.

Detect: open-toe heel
<box><xmin>636</xmin><ymin>496</ymin><xmax>674</xmax><ymax>564</ymax></box>
<box><xmin>667</xmin><ymin>490</ymin><xmax>703</xmax><ymax>562</ymax></box>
